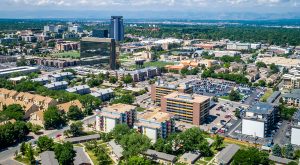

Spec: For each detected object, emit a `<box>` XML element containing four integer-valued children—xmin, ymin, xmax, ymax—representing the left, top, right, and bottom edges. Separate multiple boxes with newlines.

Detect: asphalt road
<box><xmin>0</xmin><ymin>114</ymin><xmax>96</xmax><ymax>162</ymax></box>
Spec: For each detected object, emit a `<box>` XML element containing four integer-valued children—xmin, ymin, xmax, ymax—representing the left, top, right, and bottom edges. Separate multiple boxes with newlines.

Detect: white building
<box><xmin>242</xmin><ymin>102</ymin><xmax>278</xmax><ymax>138</ymax></box>
<box><xmin>291</xmin><ymin>110</ymin><xmax>300</xmax><ymax>146</ymax></box>
<box><xmin>95</xmin><ymin>104</ymin><xmax>137</xmax><ymax>133</ymax></box>
<box><xmin>227</xmin><ymin>42</ymin><xmax>251</xmax><ymax>51</ymax></box>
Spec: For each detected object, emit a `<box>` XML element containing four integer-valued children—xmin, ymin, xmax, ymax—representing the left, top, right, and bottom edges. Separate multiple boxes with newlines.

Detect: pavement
<box><xmin>0</xmin><ymin>114</ymin><xmax>97</xmax><ymax>162</ymax></box>
<box><xmin>273</xmin><ymin>120</ymin><xmax>291</xmax><ymax>146</ymax></box>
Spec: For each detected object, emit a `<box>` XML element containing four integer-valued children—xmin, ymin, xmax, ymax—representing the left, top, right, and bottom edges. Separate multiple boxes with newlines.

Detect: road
<box><xmin>0</xmin><ymin>114</ymin><xmax>96</xmax><ymax>162</ymax></box>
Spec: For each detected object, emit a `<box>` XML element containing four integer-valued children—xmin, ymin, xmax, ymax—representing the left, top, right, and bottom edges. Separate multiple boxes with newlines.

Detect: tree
<box><xmin>79</xmin><ymin>95</ymin><xmax>101</xmax><ymax>112</ymax></box>
<box><xmin>37</xmin><ymin>136</ymin><xmax>54</xmax><ymax>152</ymax></box>
<box><xmin>272</xmin><ymin>144</ymin><xmax>282</xmax><ymax>157</ymax></box>
<box><xmin>285</xmin><ymin>143</ymin><xmax>294</xmax><ymax>159</ymax></box>
<box><xmin>235</xmin><ymin>108</ymin><xmax>241</xmax><ymax>118</ymax></box>
<box><xmin>256</xmin><ymin>62</ymin><xmax>267</xmax><ymax>68</ymax></box>
<box><xmin>1</xmin><ymin>104</ymin><xmax>24</xmax><ymax>121</ymax></box>
<box><xmin>229</xmin><ymin>90</ymin><xmax>240</xmax><ymax>101</ymax></box>
<box><xmin>25</xmin><ymin>143</ymin><xmax>35</xmax><ymax>165</ymax></box>
<box><xmin>122</xmin><ymin>74</ymin><xmax>133</xmax><ymax>85</ymax></box>
<box><xmin>43</xmin><ymin>106</ymin><xmax>66</xmax><ymax>130</ymax></box>
<box><xmin>119</xmin><ymin>132</ymin><xmax>151</xmax><ymax>158</ymax></box>
<box><xmin>213</xmin><ymin>135</ymin><xmax>224</xmax><ymax>150</ymax></box>
<box><xmin>27</xmin><ymin>123</ymin><xmax>42</xmax><ymax>134</ymax></box>
<box><xmin>109</xmin><ymin>76</ymin><xmax>118</xmax><ymax>84</ymax></box>
<box><xmin>54</xmin><ymin>142</ymin><xmax>76</xmax><ymax>165</ymax></box>
<box><xmin>69</xmin><ymin>121</ymin><xmax>84</xmax><ymax>137</ymax></box>
<box><xmin>20</xmin><ymin>142</ymin><xmax>27</xmax><ymax>156</ymax></box>
<box><xmin>112</xmin><ymin>124</ymin><xmax>132</xmax><ymax>143</ymax></box>
<box><xmin>87</xmin><ymin>78</ymin><xmax>103</xmax><ymax>87</ymax></box>
<box><xmin>258</xmin><ymin>80</ymin><xmax>266</xmax><ymax>87</ymax></box>
<box><xmin>122</xmin><ymin>156</ymin><xmax>152</xmax><ymax>165</ymax></box>
<box><xmin>232</xmin><ymin>147</ymin><xmax>269</xmax><ymax>165</ymax></box>
<box><xmin>112</xmin><ymin>94</ymin><xmax>134</xmax><ymax>104</ymax></box>
<box><xmin>178</xmin><ymin>127</ymin><xmax>212</xmax><ymax>156</ymax></box>
<box><xmin>270</xmin><ymin>63</ymin><xmax>279</xmax><ymax>74</ymax></box>
<box><xmin>67</xmin><ymin>105</ymin><xmax>84</xmax><ymax>120</ymax></box>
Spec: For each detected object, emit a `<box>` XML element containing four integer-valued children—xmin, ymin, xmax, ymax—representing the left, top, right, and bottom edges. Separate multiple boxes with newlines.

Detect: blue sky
<box><xmin>1</xmin><ymin>0</ymin><xmax>300</xmax><ymax>19</ymax></box>
<box><xmin>2</xmin><ymin>0</ymin><xmax>299</xmax><ymax>12</ymax></box>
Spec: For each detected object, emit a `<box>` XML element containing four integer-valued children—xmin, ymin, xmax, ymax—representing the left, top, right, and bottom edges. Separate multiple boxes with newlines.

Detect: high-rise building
<box><xmin>110</xmin><ymin>16</ymin><xmax>124</xmax><ymax>41</ymax></box>
<box><xmin>161</xmin><ymin>92</ymin><xmax>211</xmax><ymax>125</ymax></box>
<box><xmin>92</xmin><ymin>29</ymin><xmax>109</xmax><ymax>38</ymax></box>
<box><xmin>80</xmin><ymin>37</ymin><xmax>118</xmax><ymax>70</ymax></box>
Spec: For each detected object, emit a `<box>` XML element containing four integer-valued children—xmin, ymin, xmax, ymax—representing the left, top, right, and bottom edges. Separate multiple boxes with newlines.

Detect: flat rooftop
<box><xmin>164</xmin><ymin>91</ymin><xmax>210</xmax><ymax>103</ymax></box>
<box><xmin>248</xmin><ymin>102</ymin><xmax>275</xmax><ymax>115</ymax></box>
<box><xmin>138</xmin><ymin>110</ymin><xmax>174</xmax><ymax>123</ymax></box>
<box><xmin>102</xmin><ymin>103</ymin><xmax>137</xmax><ymax>113</ymax></box>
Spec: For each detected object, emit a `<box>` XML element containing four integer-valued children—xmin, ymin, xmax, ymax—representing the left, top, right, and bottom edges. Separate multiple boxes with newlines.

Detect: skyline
<box><xmin>1</xmin><ymin>0</ymin><xmax>300</xmax><ymax>19</ymax></box>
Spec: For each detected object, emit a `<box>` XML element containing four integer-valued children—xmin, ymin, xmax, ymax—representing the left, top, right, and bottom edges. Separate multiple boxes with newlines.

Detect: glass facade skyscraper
<box><xmin>110</xmin><ymin>16</ymin><xmax>124</xmax><ymax>41</ymax></box>
<box><xmin>80</xmin><ymin>37</ymin><xmax>117</xmax><ymax>70</ymax></box>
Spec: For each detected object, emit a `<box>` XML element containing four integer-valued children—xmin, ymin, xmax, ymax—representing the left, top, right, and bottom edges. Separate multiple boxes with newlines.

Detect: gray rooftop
<box><xmin>108</xmin><ymin>140</ymin><xmax>123</xmax><ymax>159</ymax></box>
<box><xmin>44</xmin><ymin>81</ymin><xmax>68</xmax><ymax>88</ymax></box>
<box><xmin>293</xmin><ymin>110</ymin><xmax>300</xmax><ymax>122</ymax></box>
<box><xmin>40</xmin><ymin>151</ymin><xmax>59</xmax><ymax>165</ymax></box>
<box><xmin>267</xmin><ymin>91</ymin><xmax>281</xmax><ymax>104</ymax></box>
<box><xmin>74</xmin><ymin>147</ymin><xmax>91</xmax><ymax>165</ymax></box>
<box><xmin>216</xmin><ymin>144</ymin><xmax>240</xmax><ymax>164</ymax></box>
<box><xmin>144</xmin><ymin>149</ymin><xmax>176</xmax><ymax>162</ymax></box>
<box><xmin>248</xmin><ymin>102</ymin><xmax>275</xmax><ymax>115</ymax></box>
<box><xmin>269</xmin><ymin>155</ymin><xmax>294</xmax><ymax>164</ymax></box>
<box><xmin>283</xmin><ymin>89</ymin><xmax>300</xmax><ymax>99</ymax></box>
<box><xmin>180</xmin><ymin>151</ymin><xmax>201</xmax><ymax>164</ymax></box>
<box><xmin>65</xmin><ymin>134</ymin><xmax>100</xmax><ymax>143</ymax></box>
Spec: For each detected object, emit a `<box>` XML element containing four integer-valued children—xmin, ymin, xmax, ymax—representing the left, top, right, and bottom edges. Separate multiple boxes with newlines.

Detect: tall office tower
<box><xmin>110</xmin><ymin>16</ymin><xmax>124</xmax><ymax>41</ymax></box>
<box><xmin>80</xmin><ymin>37</ymin><xmax>118</xmax><ymax>70</ymax></box>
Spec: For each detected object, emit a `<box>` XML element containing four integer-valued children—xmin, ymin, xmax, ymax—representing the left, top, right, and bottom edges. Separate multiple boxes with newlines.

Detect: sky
<box><xmin>1</xmin><ymin>0</ymin><xmax>300</xmax><ymax>19</ymax></box>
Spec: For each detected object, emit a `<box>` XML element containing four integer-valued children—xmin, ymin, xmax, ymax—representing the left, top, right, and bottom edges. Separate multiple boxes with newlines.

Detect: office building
<box><xmin>110</xmin><ymin>16</ymin><xmax>124</xmax><ymax>41</ymax></box>
<box><xmin>291</xmin><ymin>110</ymin><xmax>300</xmax><ymax>146</ymax></box>
<box><xmin>92</xmin><ymin>29</ymin><xmax>109</xmax><ymax>38</ymax></box>
<box><xmin>80</xmin><ymin>37</ymin><xmax>118</xmax><ymax>70</ymax></box>
<box><xmin>242</xmin><ymin>102</ymin><xmax>278</xmax><ymax>138</ymax></box>
<box><xmin>44</xmin><ymin>25</ymin><xmax>55</xmax><ymax>32</ymax></box>
<box><xmin>161</xmin><ymin>92</ymin><xmax>211</xmax><ymax>125</ymax></box>
<box><xmin>134</xmin><ymin>109</ymin><xmax>176</xmax><ymax>143</ymax></box>
<box><xmin>68</xmin><ymin>25</ymin><xmax>83</xmax><ymax>33</ymax></box>
<box><xmin>95</xmin><ymin>104</ymin><xmax>137</xmax><ymax>133</ymax></box>
<box><xmin>151</xmin><ymin>80</ymin><xmax>193</xmax><ymax>104</ymax></box>
<box><xmin>282</xmin><ymin>89</ymin><xmax>300</xmax><ymax>107</ymax></box>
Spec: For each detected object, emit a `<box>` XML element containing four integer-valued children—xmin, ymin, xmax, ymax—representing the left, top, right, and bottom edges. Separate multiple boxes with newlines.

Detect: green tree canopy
<box><xmin>44</xmin><ymin>106</ymin><xmax>66</xmax><ymax>130</ymax></box>
<box><xmin>69</xmin><ymin>121</ymin><xmax>84</xmax><ymax>137</ymax></box>
<box><xmin>54</xmin><ymin>142</ymin><xmax>76</xmax><ymax>165</ymax></box>
<box><xmin>37</xmin><ymin>136</ymin><xmax>54</xmax><ymax>152</ymax></box>
<box><xmin>112</xmin><ymin>124</ymin><xmax>132</xmax><ymax>143</ymax></box>
<box><xmin>1</xmin><ymin>104</ymin><xmax>24</xmax><ymax>121</ymax></box>
<box><xmin>232</xmin><ymin>147</ymin><xmax>269</xmax><ymax>165</ymax></box>
<box><xmin>67</xmin><ymin>105</ymin><xmax>84</xmax><ymax>120</ymax></box>
<box><xmin>120</xmin><ymin>132</ymin><xmax>151</xmax><ymax>158</ymax></box>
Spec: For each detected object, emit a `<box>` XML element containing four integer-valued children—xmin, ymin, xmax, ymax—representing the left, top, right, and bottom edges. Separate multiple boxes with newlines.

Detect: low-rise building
<box><xmin>0</xmin><ymin>66</ymin><xmax>39</xmax><ymax>78</ymax></box>
<box><xmin>90</xmin><ymin>88</ymin><xmax>114</xmax><ymax>101</ymax></box>
<box><xmin>110</xmin><ymin>67</ymin><xmax>161</xmax><ymax>82</ymax></box>
<box><xmin>31</xmin><ymin>77</ymin><xmax>49</xmax><ymax>85</ymax></box>
<box><xmin>50</xmin><ymin>72</ymin><xmax>73</xmax><ymax>82</ymax></box>
<box><xmin>179</xmin><ymin>151</ymin><xmax>202</xmax><ymax>164</ymax></box>
<box><xmin>57</xmin><ymin>100</ymin><xmax>83</xmax><ymax>113</ymax></box>
<box><xmin>95</xmin><ymin>104</ymin><xmax>137</xmax><ymax>133</ymax></box>
<box><xmin>56</xmin><ymin>41</ymin><xmax>79</xmax><ymax>51</ymax></box>
<box><xmin>66</xmin><ymin>85</ymin><xmax>90</xmax><ymax>95</ymax></box>
<box><xmin>134</xmin><ymin>109</ymin><xmax>176</xmax><ymax>143</ymax></box>
<box><xmin>199</xmin><ymin>59</ymin><xmax>218</xmax><ymax>68</ymax></box>
<box><xmin>44</xmin><ymin>81</ymin><xmax>68</xmax><ymax>90</ymax></box>
<box><xmin>143</xmin><ymin>149</ymin><xmax>177</xmax><ymax>165</ymax></box>
<box><xmin>216</xmin><ymin>144</ymin><xmax>240</xmax><ymax>165</ymax></box>
<box><xmin>161</xmin><ymin>92</ymin><xmax>211</xmax><ymax>125</ymax></box>
<box><xmin>282</xmin><ymin>89</ymin><xmax>300</xmax><ymax>107</ymax></box>
<box><xmin>242</xmin><ymin>102</ymin><xmax>278</xmax><ymax>138</ymax></box>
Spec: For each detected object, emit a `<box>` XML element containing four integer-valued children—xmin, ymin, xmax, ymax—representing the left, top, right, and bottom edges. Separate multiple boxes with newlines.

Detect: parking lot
<box><xmin>200</xmin><ymin>101</ymin><xmax>239</xmax><ymax>133</ymax></box>
<box><xmin>193</xmin><ymin>78</ymin><xmax>235</xmax><ymax>97</ymax></box>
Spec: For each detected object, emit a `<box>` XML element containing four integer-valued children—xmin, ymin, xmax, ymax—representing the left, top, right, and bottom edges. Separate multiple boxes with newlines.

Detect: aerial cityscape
<box><xmin>0</xmin><ymin>0</ymin><xmax>300</xmax><ymax>165</ymax></box>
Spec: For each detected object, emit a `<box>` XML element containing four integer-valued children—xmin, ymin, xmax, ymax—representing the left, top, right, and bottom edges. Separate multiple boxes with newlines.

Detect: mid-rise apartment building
<box><xmin>291</xmin><ymin>110</ymin><xmax>300</xmax><ymax>146</ymax></box>
<box><xmin>110</xmin><ymin>67</ymin><xmax>160</xmax><ymax>82</ymax></box>
<box><xmin>151</xmin><ymin>81</ymin><xmax>193</xmax><ymax>104</ymax></box>
<box><xmin>66</xmin><ymin>85</ymin><xmax>90</xmax><ymax>95</ymax></box>
<box><xmin>242</xmin><ymin>102</ymin><xmax>278</xmax><ymax>138</ymax></box>
<box><xmin>134</xmin><ymin>109</ymin><xmax>176</xmax><ymax>143</ymax></box>
<box><xmin>283</xmin><ymin>66</ymin><xmax>300</xmax><ymax>89</ymax></box>
<box><xmin>161</xmin><ymin>92</ymin><xmax>211</xmax><ymax>125</ymax></box>
<box><xmin>95</xmin><ymin>104</ymin><xmax>137</xmax><ymax>133</ymax></box>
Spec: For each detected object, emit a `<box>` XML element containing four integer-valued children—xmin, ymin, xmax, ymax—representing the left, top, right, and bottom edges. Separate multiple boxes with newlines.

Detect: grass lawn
<box><xmin>220</xmin><ymin>95</ymin><xmax>230</xmax><ymax>100</ymax></box>
<box><xmin>136</xmin><ymin>107</ymin><xmax>146</xmax><ymax>112</ymax></box>
<box><xmin>50</xmin><ymin>51</ymin><xmax>80</xmax><ymax>58</ymax></box>
<box><xmin>196</xmin><ymin>160</ymin><xmax>209</xmax><ymax>165</ymax></box>
<box><xmin>260</xmin><ymin>88</ymin><xmax>273</xmax><ymax>102</ymax></box>
<box><xmin>130</xmin><ymin>61</ymin><xmax>175</xmax><ymax>69</ymax></box>
<box><xmin>85</xmin><ymin>149</ymin><xmax>99</xmax><ymax>165</ymax></box>
<box><xmin>15</xmin><ymin>156</ymin><xmax>30</xmax><ymax>165</ymax></box>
